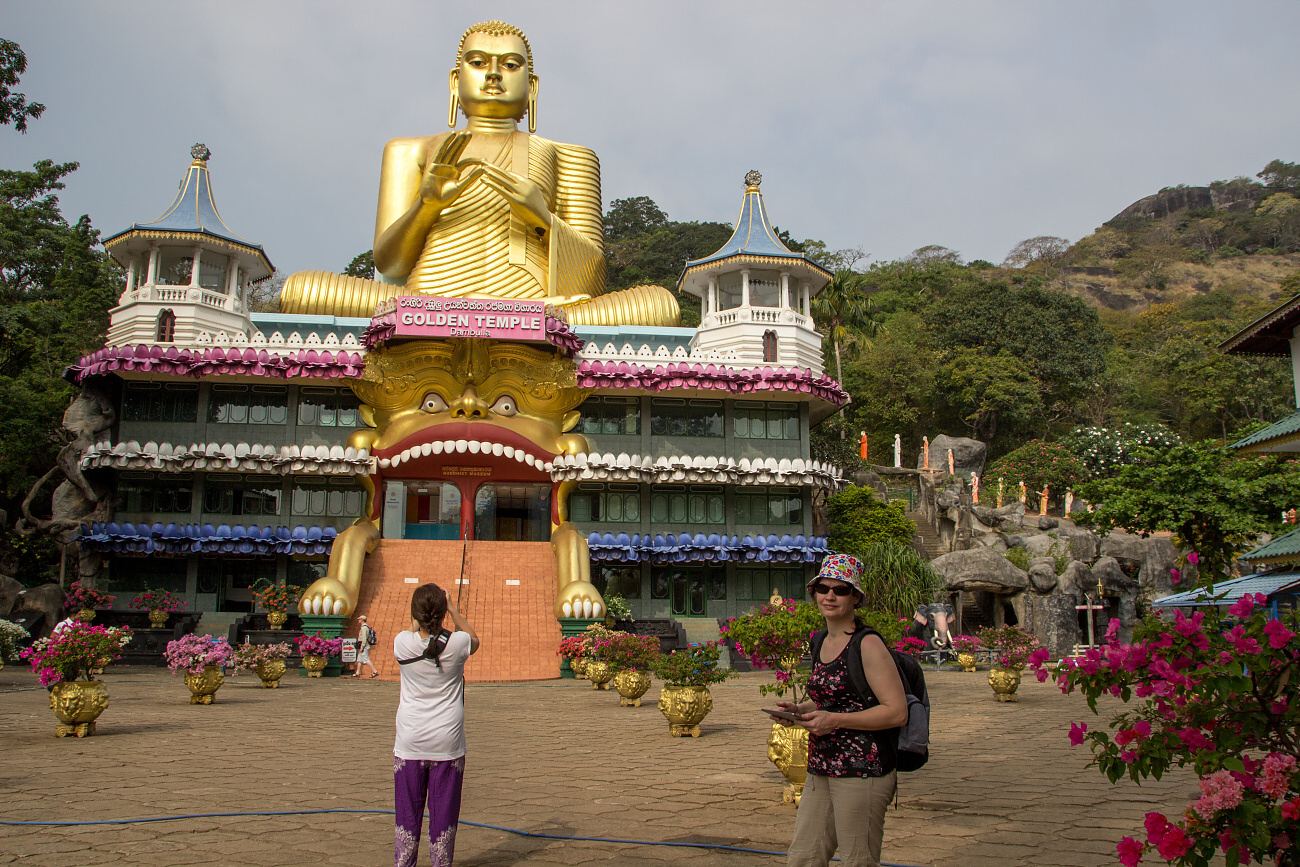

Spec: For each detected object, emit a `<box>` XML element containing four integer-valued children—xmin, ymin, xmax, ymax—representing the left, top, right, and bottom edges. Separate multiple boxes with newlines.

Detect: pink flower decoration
<box><xmin>1144</xmin><ymin>812</ymin><xmax>1171</xmax><ymax>846</ymax></box>
<box><xmin>1192</xmin><ymin>770</ymin><xmax>1245</xmax><ymax>820</ymax></box>
<box><xmin>1155</xmin><ymin>825</ymin><xmax>1190</xmax><ymax>860</ymax></box>
<box><xmin>1263</xmin><ymin>618</ymin><xmax>1295</xmax><ymax>650</ymax></box>
<box><xmin>1186</xmin><ymin>552</ymin><xmax>1200</xmax><ymax>565</ymax></box>
<box><xmin>1260</xmin><ymin>754</ymin><xmax>1297</xmax><ymax>800</ymax></box>
<box><xmin>1117</xmin><ymin>836</ymin><xmax>1144</xmax><ymax>867</ymax></box>
<box><xmin>1281</xmin><ymin>798</ymin><xmax>1300</xmax><ymax>821</ymax></box>
<box><xmin>1068</xmin><ymin>722</ymin><xmax>1088</xmax><ymax>746</ymax></box>
<box><xmin>1105</xmin><ymin>618</ymin><xmax>1121</xmax><ymax>642</ymax></box>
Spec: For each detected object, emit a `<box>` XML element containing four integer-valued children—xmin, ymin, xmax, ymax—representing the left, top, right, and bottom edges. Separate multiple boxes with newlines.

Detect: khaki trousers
<box><xmin>786</xmin><ymin>771</ymin><xmax>897</xmax><ymax>867</ymax></box>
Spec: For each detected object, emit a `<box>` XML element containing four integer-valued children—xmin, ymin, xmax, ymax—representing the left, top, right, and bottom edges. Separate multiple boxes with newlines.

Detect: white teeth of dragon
<box><xmin>379</xmin><ymin>458</ymin><xmax>391</xmax><ymax>468</ymax></box>
<box><xmin>525</xmin><ymin>454</ymin><xmax>536</xmax><ymax>467</ymax></box>
<box><xmin>420</xmin><ymin>442</ymin><xmax>433</xmax><ymax>456</ymax></box>
<box><xmin>468</xmin><ymin>441</ymin><xmax>481</xmax><ymax>454</ymax></box>
<box><xmin>443</xmin><ymin>440</ymin><xmax>456</xmax><ymax>453</ymax></box>
<box><xmin>491</xmin><ymin>443</ymin><xmax>504</xmax><ymax>456</ymax></box>
<box><xmin>431</xmin><ymin>441</ymin><xmax>444</xmax><ymax>454</ymax></box>
<box><xmin>401</xmin><ymin>448</ymin><xmax>413</xmax><ymax>463</ymax></box>
<box><xmin>479</xmin><ymin>441</ymin><xmax>493</xmax><ymax>453</ymax></box>
<box><xmin>514</xmin><ymin>450</ymin><xmax>526</xmax><ymax>463</ymax></box>
<box><xmin>455</xmin><ymin>440</ymin><xmax>468</xmax><ymax>454</ymax></box>
<box><xmin>503</xmin><ymin>446</ymin><xmax>515</xmax><ymax>458</ymax></box>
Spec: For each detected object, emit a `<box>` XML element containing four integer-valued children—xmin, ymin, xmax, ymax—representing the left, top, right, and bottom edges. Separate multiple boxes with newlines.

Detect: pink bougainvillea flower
<box><xmin>1068</xmin><ymin>722</ymin><xmax>1088</xmax><ymax>746</ymax></box>
<box><xmin>1263</xmin><ymin>618</ymin><xmax>1295</xmax><ymax>650</ymax></box>
<box><xmin>1173</xmin><ymin>610</ymin><xmax>1204</xmax><ymax>638</ymax></box>
<box><xmin>1281</xmin><ymin>798</ymin><xmax>1300</xmax><ymax>821</ymax></box>
<box><xmin>1117</xmin><ymin>836</ymin><xmax>1144</xmax><ymax>867</ymax></box>
<box><xmin>1144</xmin><ymin>813</ymin><xmax>1171</xmax><ymax>846</ymax></box>
<box><xmin>1155</xmin><ymin>825</ymin><xmax>1191</xmax><ymax>860</ymax></box>
<box><xmin>1259</xmin><ymin>754</ymin><xmax>1297</xmax><ymax>800</ymax></box>
<box><xmin>1120</xmin><ymin>749</ymin><xmax>1138</xmax><ymax>764</ymax></box>
<box><xmin>1169</xmin><ymin>567</ymin><xmax>1181</xmax><ymax>581</ymax></box>
<box><xmin>1186</xmin><ymin>552</ymin><xmax>1200</xmax><ymax>565</ymax></box>
<box><xmin>1192</xmin><ymin>770</ymin><xmax>1245</xmax><ymax>820</ymax></box>
<box><xmin>1106</xmin><ymin>618</ymin><xmax>1121</xmax><ymax>642</ymax></box>
<box><xmin>1226</xmin><ymin>625</ymin><xmax>1262</xmax><ymax>655</ymax></box>
<box><xmin>1228</xmin><ymin>594</ymin><xmax>1259</xmax><ymax>619</ymax></box>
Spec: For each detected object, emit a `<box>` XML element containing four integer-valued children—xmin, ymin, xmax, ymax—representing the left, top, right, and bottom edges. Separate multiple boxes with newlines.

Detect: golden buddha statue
<box><xmin>279</xmin><ymin>20</ymin><xmax>678</xmax><ymax>327</ymax></box>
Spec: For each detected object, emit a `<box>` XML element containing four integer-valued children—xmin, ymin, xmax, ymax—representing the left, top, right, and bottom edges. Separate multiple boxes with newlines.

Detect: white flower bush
<box><xmin>1065</xmin><ymin>423</ymin><xmax>1181</xmax><ymax>479</ymax></box>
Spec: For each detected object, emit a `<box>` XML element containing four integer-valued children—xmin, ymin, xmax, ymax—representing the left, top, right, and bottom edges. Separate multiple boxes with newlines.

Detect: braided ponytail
<box><xmin>410</xmin><ymin>583</ymin><xmax>451</xmax><ymax>669</ymax></box>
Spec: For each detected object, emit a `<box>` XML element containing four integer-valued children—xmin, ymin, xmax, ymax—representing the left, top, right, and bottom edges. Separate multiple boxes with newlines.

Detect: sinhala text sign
<box><xmin>390</xmin><ymin>296</ymin><xmax>547</xmax><ymax>341</ymax></box>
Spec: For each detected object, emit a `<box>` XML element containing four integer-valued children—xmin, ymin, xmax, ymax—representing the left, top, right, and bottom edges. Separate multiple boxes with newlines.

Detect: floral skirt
<box><xmin>394</xmin><ymin>755</ymin><xmax>464</xmax><ymax>867</ymax></box>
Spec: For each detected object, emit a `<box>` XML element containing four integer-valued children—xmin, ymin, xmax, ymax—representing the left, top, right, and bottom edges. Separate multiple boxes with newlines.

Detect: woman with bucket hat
<box><xmin>773</xmin><ymin>554</ymin><xmax>909</xmax><ymax>867</ymax></box>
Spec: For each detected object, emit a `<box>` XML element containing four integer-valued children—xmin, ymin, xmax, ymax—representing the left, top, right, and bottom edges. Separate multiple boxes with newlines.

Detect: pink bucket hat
<box><xmin>808</xmin><ymin>554</ymin><xmax>867</xmax><ymax>605</ymax></box>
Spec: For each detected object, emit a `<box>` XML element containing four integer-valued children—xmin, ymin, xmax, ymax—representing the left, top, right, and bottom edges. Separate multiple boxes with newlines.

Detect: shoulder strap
<box><xmin>844</xmin><ymin>627</ymin><xmax>875</xmax><ymax>703</ymax></box>
<box><xmin>808</xmin><ymin>629</ymin><xmax>828</xmax><ymax>664</ymax></box>
<box><xmin>396</xmin><ymin>629</ymin><xmax>452</xmax><ymax>666</ymax></box>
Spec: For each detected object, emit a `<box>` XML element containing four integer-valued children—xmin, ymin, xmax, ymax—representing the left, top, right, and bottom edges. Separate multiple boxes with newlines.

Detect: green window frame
<box><xmin>578</xmin><ymin>396</ymin><xmax>641</xmax><ymax>436</ymax></box>
<box><xmin>202</xmin><ymin>477</ymin><xmax>283</xmax><ymax>517</ymax></box>
<box><xmin>650</xmin><ymin>399</ymin><xmax>723</xmax><ymax>438</ymax></box>
<box><xmin>208</xmin><ymin>385</ymin><xmax>288</xmax><ymax>425</ymax></box>
<box><xmin>734</xmin><ymin>487</ymin><xmax>803</xmax><ymax>526</ymax></box>
<box><xmin>733</xmin><ymin>401</ymin><xmax>799</xmax><ymax>440</ymax></box>
<box><xmin>290</xmin><ymin>480</ymin><xmax>364</xmax><ymax>518</ymax></box>
<box><xmin>121</xmin><ymin>383</ymin><xmax>199</xmax><ymax>423</ymax></box>
<box><xmin>649</xmin><ymin>488</ymin><xmax>725</xmax><ymax>525</ymax></box>
<box><xmin>569</xmin><ymin>485</ymin><xmax>641</xmax><ymax>523</ymax></box>
<box><xmin>297</xmin><ymin>387</ymin><xmax>360</xmax><ymax>428</ymax></box>
<box><xmin>735</xmin><ymin>566</ymin><xmax>806</xmax><ymax>602</ymax></box>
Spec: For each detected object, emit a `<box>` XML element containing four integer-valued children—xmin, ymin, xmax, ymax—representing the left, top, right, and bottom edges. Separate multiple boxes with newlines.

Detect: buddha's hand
<box><xmin>419</xmin><ymin>131</ymin><xmax>486</xmax><ymax>211</ymax></box>
<box><xmin>472</xmin><ymin>161</ymin><xmax>553</xmax><ymax>233</ymax></box>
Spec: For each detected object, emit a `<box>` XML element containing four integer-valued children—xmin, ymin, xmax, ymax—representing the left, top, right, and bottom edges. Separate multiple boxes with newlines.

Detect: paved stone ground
<box><xmin>0</xmin><ymin>663</ymin><xmax>1200</xmax><ymax>866</ymax></box>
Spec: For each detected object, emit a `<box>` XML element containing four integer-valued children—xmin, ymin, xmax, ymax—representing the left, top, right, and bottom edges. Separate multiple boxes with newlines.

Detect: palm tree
<box><xmin>812</xmin><ymin>268</ymin><xmax>871</xmax><ymax>387</ymax></box>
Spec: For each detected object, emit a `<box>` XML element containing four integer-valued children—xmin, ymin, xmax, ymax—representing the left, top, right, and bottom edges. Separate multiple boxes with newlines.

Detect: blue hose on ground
<box><xmin>0</xmin><ymin>808</ymin><xmax>926</xmax><ymax>866</ymax></box>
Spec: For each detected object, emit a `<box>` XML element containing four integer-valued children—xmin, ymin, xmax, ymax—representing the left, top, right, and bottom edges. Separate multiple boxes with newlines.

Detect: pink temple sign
<box><xmin>384</xmin><ymin>296</ymin><xmax>549</xmax><ymax>341</ymax></box>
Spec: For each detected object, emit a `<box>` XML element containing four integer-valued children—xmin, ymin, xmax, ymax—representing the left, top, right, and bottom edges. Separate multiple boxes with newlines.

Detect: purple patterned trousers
<box><xmin>394</xmin><ymin>755</ymin><xmax>465</xmax><ymax>867</ymax></box>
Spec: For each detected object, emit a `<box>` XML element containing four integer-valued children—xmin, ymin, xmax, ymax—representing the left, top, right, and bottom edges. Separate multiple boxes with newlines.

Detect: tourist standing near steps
<box><xmin>353</xmin><ymin>614</ymin><xmax>379</xmax><ymax>678</ymax></box>
<box><xmin>774</xmin><ymin>555</ymin><xmax>909</xmax><ymax>867</ymax></box>
<box><xmin>393</xmin><ymin>584</ymin><xmax>479</xmax><ymax>867</ymax></box>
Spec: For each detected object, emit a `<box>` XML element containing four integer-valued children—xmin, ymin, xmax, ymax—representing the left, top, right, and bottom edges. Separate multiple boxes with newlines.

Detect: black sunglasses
<box><xmin>810</xmin><ymin>583</ymin><xmax>855</xmax><ymax>598</ymax></box>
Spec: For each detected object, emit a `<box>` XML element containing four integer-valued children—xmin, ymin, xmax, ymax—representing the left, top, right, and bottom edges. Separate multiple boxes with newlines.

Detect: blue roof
<box><xmin>1150</xmin><ymin>572</ymin><xmax>1300</xmax><ymax>608</ymax></box>
<box><xmin>102</xmin><ymin>145</ymin><xmax>268</xmax><ymax>260</ymax></box>
<box><xmin>682</xmin><ymin>173</ymin><xmax>830</xmax><ymax>274</ymax></box>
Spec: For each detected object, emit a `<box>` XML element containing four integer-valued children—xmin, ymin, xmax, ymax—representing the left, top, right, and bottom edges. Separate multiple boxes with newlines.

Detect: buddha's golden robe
<box><xmin>279</xmin><ymin>131</ymin><xmax>604</xmax><ymax>318</ymax></box>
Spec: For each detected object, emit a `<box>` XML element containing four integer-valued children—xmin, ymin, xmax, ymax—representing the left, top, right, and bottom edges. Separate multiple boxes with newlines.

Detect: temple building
<box><xmin>68</xmin><ymin>149</ymin><xmax>847</xmax><ymax>658</ymax></box>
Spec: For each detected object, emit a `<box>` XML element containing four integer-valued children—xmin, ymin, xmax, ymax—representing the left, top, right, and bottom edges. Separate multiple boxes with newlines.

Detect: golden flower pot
<box><xmin>569</xmin><ymin>657</ymin><xmax>589</xmax><ymax>678</ymax></box>
<box><xmin>74</xmin><ymin>608</ymin><xmax>96</xmax><ymax>623</ymax></box>
<box><xmin>657</xmin><ymin>685</ymin><xmax>713</xmax><ymax>737</ymax></box>
<box><xmin>49</xmin><ymin>679</ymin><xmax>109</xmax><ymax>737</ymax></box>
<box><xmin>266</xmin><ymin>611</ymin><xmax>288</xmax><ymax>631</ymax></box>
<box><xmin>184</xmin><ymin>665</ymin><xmax>225</xmax><ymax>704</ymax></box>
<box><xmin>147</xmin><ymin>609</ymin><xmax>170</xmax><ymax>628</ymax></box>
<box><xmin>612</xmin><ymin>669</ymin><xmax>651</xmax><ymax>707</ymax></box>
<box><xmin>988</xmin><ymin>667</ymin><xmax>1022</xmax><ymax>702</ymax></box>
<box><xmin>301</xmin><ymin>653</ymin><xmax>328</xmax><ymax>677</ymax></box>
<box><xmin>768</xmin><ymin>722</ymin><xmax>810</xmax><ymax>804</ymax></box>
<box><xmin>957</xmin><ymin>652</ymin><xmax>978</xmax><ymax>673</ymax></box>
<box><xmin>587</xmin><ymin>660</ymin><xmax>613</xmax><ymax>690</ymax></box>
<box><xmin>255</xmin><ymin>659</ymin><xmax>286</xmax><ymax>688</ymax></box>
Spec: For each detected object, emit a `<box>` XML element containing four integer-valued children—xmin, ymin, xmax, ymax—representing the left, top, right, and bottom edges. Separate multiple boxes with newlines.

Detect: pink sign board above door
<box><xmin>385</xmin><ymin>296</ymin><xmax>548</xmax><ymax>341</ymax></box>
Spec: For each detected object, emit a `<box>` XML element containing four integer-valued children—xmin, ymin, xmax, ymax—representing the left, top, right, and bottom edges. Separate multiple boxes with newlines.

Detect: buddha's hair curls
<box><xmin>456</xmin><ymin>20</ymin><xmax>534</xmax><ymax>73</ymax></box>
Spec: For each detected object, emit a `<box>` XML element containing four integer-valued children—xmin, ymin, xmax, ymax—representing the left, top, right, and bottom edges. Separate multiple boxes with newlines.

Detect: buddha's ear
<box><xmin>447</xmin><ymin>69</ymin><xmax>460</xmax><ymax>128</ymax></box>
<box><xmin>527</xmin><ymin>74</ymin><xmax>538</xmax><ymax>133</ymax></box>
<box><xmin>561</xmin><ymin>410</ymin><xmax>580</xmax><ymax>433</ymax></box>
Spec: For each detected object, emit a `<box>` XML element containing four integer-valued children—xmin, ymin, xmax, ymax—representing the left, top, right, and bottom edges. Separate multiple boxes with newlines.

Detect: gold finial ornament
<box><xmin>278</xmin><ymin>21</ymin><xmax>677</xmax><ymax>326</ymax></box>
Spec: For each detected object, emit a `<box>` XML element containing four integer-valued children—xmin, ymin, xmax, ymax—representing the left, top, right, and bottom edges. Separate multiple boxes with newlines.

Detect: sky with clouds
<box><xmin>6</xmin><ymin>1</ymin><xmax>1299</xmax><ymax>276</ymax></box>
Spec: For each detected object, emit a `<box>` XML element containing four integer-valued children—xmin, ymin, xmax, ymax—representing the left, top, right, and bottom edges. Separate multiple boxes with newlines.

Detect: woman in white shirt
<box><xmin>393</xmin><ymin>583</ymin><xmax>480</xmax><ymax>867</ymax></box>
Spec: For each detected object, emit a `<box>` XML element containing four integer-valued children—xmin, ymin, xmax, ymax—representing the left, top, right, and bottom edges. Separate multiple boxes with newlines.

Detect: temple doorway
<box><xmin>473</xmin><ymin>483</ymin><xmax>551</xmax><ymax>542</ymax></box>
<box><xmin>403</xmin><ymin>482</ymin><xmax>462</xmax><ymax>540</ymax></box>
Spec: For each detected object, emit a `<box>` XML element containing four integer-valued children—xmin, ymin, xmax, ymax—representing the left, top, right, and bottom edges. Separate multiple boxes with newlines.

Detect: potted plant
<box><xmin>20</xmin><ymin>622</ymin><xmax>132</xmax><ymax>736</ymax></box>
<box><xmin>165</xmin><ymin>634</ymin><xmax>235</xmax><ymax>704</ymax></box>
<box><xmin>723</xmin><ymin>599</ymin><xmax>824</xmax><ymax>803</ymax></box>
<box><xmin>130</xmin><ymin>588</ymin><xmax>186</xmax><ymax>628</ymax></box>
<box><xmin>556</xmin><ymin>634</ymin><xmax>589</xmax><ymax>678</ymax></box>
<box><xmin>592</xmin><ymin>631</ymin><xmax>660</xmax><ymax>706</ymax></box>
<box><xmin>950</xmin><ymin>634</ymin><xmax>982</xmax><ymax>672</ymax></box>
<box><xmin>64</xmin><ymin>581</ymin><xmax>115</xmax><ymax>623</ymax></box>
<box><xmin>580</xmin><ymin>623</ymin><xmax>615</xmax><ymax>689</ymax></box>
<box><xmin>233</xmin><ymin>641</ymin><xmax>293</xmax><ymax>688</ymax></box>
<box><xmin>892</xmin><ymin>636</ymin><xmax>928</xmax><ymax>659</ymax></box>
<box><xmin>0</xmin><ymin>619</ymin><xmax>31</xmax><ymax>671</ymax></box>
<box><xmin>977</xmin><ymin>625</ymin><xmax>1041</xmax><ymax>702</ymax></box>
<box><xmin>252</xmin><ymin>580</ymin><xmax>302</xmax><ymax>630</ymax></box>
<box><xmin>295</xmin><ymin>632</ymin><xmax>342</xmax><ymax>677</ymax></box>
<box><xmin>603</xmin><ymin>593</ymin><xmax>633</xmax><ymax>627</ymax></box>
<box><xmin>652</xmin><ymin>641</ymin><xmax>735</xmax><ymax>737</ymax></box>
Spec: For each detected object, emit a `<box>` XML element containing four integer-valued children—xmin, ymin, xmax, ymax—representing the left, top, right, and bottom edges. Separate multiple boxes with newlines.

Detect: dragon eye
<box><xmin>490</xmin><ymin>395</ymin><xmax>518</xmax><ymax>417</ymax></box>
<box><xmin>421</xmin><ymin>392</ymin><xmax>448</xmax><ymax>413</ymax></box>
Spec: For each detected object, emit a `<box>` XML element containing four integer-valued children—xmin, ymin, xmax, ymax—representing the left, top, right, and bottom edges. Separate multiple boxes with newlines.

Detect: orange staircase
<box><xmin>347</xmin><ymin>540</ymin><xmax>561</xmax><ymax>683</ymax></box>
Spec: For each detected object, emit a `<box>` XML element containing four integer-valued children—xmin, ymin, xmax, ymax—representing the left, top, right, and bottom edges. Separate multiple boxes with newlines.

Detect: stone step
<box><xmin>677</xmin><ymin>618</ymin><xmax>722</xmax><ymax>647</ymax></box>
<box><xmin>192</xmin><ymin>612</ymin><xmax>244</xmax><ymax>641</ymax></box>
<box><xmin>908</xmin><ymin>510</ymin><xmax>947</xmax><ymax>559</ymax></box>
<box><xmin>353</xmin><ymin>539</ymin><xmax>561</xmax><ymax>683</ymax></box>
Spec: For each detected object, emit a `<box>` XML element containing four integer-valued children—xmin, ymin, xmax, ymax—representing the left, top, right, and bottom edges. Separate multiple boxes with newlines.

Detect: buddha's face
<box><xmin>457</xmin><ymin>32</ymin><xmax>531</xmax><ymax>121</ymax></box>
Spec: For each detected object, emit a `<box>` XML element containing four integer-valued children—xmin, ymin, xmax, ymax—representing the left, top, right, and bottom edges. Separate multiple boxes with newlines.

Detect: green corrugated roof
<box><xmin>1231</xmin><ymin>408</ymin><xmax>1300</xmax><ymax>450</ymax></box>
<box><xmin>1241</xmin><ymin>526</ymin><xmax>1300</xmax><ymax>562</ymax></box>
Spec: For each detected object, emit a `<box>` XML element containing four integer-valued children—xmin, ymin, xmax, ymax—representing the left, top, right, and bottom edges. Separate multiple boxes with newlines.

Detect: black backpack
<box><xmin>365</xmin><ymin>624</ymin><xmax>378</xmax><ymax>646</ymax></box>
<box><xmin>808</xmin><ymin>625</ymin><xmax>930</xmax><ymax>772</ymax></box>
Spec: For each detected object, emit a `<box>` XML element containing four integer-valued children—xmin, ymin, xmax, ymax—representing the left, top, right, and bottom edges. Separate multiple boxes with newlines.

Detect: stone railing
<box><xmin>700</xmin><ymin>307</ymin><xmax>812</xmax><ymax>329</ymax></box>
<box><xmin>80</xmin><ymin>440</ymin><xmax>372</xmax><ymax>476</ymax></box>
<box><xmin>550</xmin><ymin>452</ymin><xmax>844</xmax><ymax>489</ymax></box>
<box><xmin>576</xmin><ymin>341</ymin><xmax>739</xmax><ymax>364</ymax></box>
<box><xmin>193</xmin><ymin>330</ymin><xmax>363</xmax><ymax>349</ymax></box>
